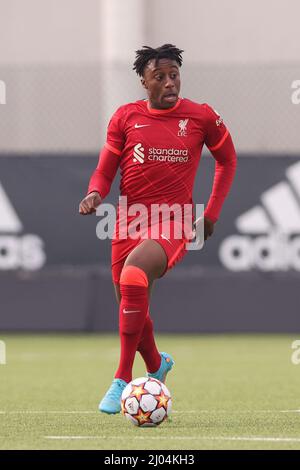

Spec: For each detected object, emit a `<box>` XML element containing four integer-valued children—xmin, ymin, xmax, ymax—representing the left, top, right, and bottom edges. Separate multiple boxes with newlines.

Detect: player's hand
<box><xmin>204</xmin><ymin>217</ymin><xmax>215</xmax><ymax>240</ymax></box>
<box><xmin>79</xmin><ymin>191</ymin><xmax>102</xmax><ymax>215</ymax></box>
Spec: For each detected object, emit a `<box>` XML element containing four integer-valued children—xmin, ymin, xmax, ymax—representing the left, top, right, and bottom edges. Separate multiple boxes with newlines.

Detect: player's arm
<box><xmin>202</xmin><ymin>105</ymin><xmax>237</xmax><ymax>237</ymax></box>
<box><xmin>79</xmin><ymin>109</ymin><xmax>125</xmax><ymax>215</ymax></box>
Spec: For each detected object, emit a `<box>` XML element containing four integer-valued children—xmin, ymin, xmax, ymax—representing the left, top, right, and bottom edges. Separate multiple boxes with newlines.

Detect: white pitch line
<box><xmin>177</xmin><ymin>410</ymin><xmax>300</xmax><ymax>414</ymax></box>
<box><xmin>0</xmin><ymin>411</ymin><xmax>96</xmax><ymax>414</ymax></box>
<box><xmin>45</xmin><ymin>436</ymin><xmax>101</xmax><ymax>440</ymax></box>
<box><xmin>2</xmin><ymin>409</ymin><xmax>300</xmax><ymax>414</ymax></box>
<box><xmin>279</xmin><ymin>410</ymin><xmax>300</xmax><ymax>413</ymax></box>
<box><xmin>44</xmin><ymin>436</ymin><xmax>300</xmax><ymax>443</ymax></box>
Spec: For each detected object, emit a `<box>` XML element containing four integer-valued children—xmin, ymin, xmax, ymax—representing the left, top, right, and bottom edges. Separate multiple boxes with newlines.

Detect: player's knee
<box><xmin>120</xmin><ymin>265</ymin><xmax>149</xmax><ymax>287</ymax></box>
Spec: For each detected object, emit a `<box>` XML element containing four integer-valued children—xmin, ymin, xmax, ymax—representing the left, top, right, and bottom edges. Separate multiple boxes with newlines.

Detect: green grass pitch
<box><xmin>1</xmin><ymin>334</ymin><xmax>300</xmax><ymax>450</ymax></box>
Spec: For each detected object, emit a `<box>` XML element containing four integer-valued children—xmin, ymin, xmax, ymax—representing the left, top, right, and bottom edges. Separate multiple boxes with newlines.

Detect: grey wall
<box><xmin>146</xmin><ymin>0</ymin><xmax>300</xmax><ymax>64</ymax></box>
<box><xmin>0</xmin><ymin>0</ymin><xmax>299</xmax><ymax>153</ymax></box>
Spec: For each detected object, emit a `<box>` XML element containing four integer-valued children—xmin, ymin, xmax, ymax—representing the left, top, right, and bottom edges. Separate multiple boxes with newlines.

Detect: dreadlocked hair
<box><xmin>133</xmin><ymin>44</ymin><xmax>184</xmax><ymax>76</ymax></box>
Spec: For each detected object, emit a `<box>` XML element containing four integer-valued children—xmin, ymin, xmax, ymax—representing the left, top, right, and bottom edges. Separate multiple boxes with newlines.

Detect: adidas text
<box><xmin>219</xmin><ymin>231</ymin><xmax>300</xmax><ymax>271</ymax></box>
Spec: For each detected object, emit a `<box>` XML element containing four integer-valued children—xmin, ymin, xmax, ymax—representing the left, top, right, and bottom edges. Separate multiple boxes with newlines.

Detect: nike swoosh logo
<box><xmin>161</xmin><ymin>233</ymin><xmax>172</xmax><ymax>244</ymax></box>
<box><xmin>123</xmin><ymin>309</ymin><xmax>141</xmax><ymax>314</ymax></box>
<box><xmin>134</xmin><ymin>124</ymin><xmax>151</xmax><ymax>128</ymax></box>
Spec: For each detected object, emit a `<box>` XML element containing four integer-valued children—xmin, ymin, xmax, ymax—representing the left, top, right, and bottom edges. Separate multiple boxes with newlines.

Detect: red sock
<box><xmin>137</xmin><ymin>312</ymin><xmax>161</xmax><ymax>373</ymax></box>
<box><xmin>114</xmin><ymin>265</ymin><xmax>149</xmax><ymax>383</ymax></box>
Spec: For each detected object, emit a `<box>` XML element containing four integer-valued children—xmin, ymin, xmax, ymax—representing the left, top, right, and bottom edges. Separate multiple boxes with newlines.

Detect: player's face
<box><xmin>141</xmin><ymin>59</ymin><xmax>181</xmax><ymax>110</ymax></box>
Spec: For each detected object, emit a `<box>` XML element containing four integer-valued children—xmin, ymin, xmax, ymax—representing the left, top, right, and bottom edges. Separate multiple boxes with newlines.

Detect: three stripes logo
<box><xmin>219</xmin><ymin>161</ymin><xmax>300</xmax><ymax>271</ymax></box>
<box><xmin>0</xmin><ymin>182</ymin><xmax>46</xmax><ymax>270</ymax></box>
<box><xmin>133</xmin><ymin>143</ymin><xmax>145</xmax><ymax>164</ymax></box>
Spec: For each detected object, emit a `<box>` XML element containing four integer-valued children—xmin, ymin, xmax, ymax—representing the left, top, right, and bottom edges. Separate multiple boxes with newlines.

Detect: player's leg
<box><xmin>114</xmin><ymin>282</ymin><xmax>161</xmax><ymax>374</ymax></box>
<box><xmin>114</xmin><ymin>239</ymin><xmax>167</xmax><ymax>382</ymax></box>
<box><xmin>135</xmin><ymin>222</ymin><xmax>188</xmax><ymax>383</ymax></box>
<box><xmin>99</xmin><ymin>239</ymin><xmax>167</xmax><ymax>414</ymax></box>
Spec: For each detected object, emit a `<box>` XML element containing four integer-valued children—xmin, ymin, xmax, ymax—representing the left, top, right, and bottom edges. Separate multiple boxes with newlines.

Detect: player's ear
<box><xmin>141</xmin><ymin>78</ymin><xmax>147</xmax><ymax>90</ymax></box>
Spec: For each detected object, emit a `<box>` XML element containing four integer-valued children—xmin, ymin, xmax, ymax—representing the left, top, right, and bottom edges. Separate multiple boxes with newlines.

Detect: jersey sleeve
<box><xmin>104</xmin><ymin>106</ymin><xmax>126</xmax><ymax>156</ymax></box>
<box><xmin>87</xmin><ymin>107</ymin><xmax>125</xmax><ymax>199</ymax></box>
<box><xmin>87</xmin><ymin>146</ymin><xmax>120</xmax><ymax>199</ymax></box>
<box><xmin>203</xmin><ymin>104</ymin><xmax>229</xmax><ymax>151</ymax></box>
<box><xmin>204</xmin><ymin>133</ymin><xmax>237</xmax><ymax>223</ymax></box>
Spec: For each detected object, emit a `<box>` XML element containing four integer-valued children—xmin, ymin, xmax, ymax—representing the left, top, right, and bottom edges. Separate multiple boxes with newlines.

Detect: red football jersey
<box><xmin>105</xmin><ymin>98</ymin><xmax>228</xmax><ymax>209</ymax></box>
<box><xmin>88</xmin><ymin>97</ymin><xmax>236</xmax><ymax>226</ymax></box>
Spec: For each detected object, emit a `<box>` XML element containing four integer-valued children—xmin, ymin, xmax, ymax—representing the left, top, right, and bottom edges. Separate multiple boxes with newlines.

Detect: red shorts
<box><xmin>111</xmin><ymin>219</ymin><xmax>188</xmax><ymax>284</ymax></box>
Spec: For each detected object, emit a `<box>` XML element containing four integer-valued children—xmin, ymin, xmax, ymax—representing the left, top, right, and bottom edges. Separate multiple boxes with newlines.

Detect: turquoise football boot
<box><xmin>99</xmin><ymin>378</ymin><xmax>127</xmax><ymax>414</ymax></box>
<box><xmin>147</xmin><ymin>352</ymin><xmax>175</xmax><ymax>383</ymax></box>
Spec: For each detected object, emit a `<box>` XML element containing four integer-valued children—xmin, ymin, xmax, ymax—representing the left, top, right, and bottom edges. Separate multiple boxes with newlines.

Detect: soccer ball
<box><xmin>121</xmin><ymin>377</ymin><xmax>172</xmax><ymax>427</ymax></box>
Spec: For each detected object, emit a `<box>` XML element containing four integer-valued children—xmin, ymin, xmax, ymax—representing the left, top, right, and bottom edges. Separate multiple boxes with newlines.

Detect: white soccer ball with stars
<box><xmin>121</xmin><ymin>377</ymin><xmax>172</xmax><ymax>427</ymax></box>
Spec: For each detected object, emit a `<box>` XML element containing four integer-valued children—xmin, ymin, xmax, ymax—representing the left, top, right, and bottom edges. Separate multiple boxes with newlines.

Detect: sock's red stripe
<box><xmin>120</xmin><ymin>265</ymin><xmax>148</xmax><ymax>287</ymax></box>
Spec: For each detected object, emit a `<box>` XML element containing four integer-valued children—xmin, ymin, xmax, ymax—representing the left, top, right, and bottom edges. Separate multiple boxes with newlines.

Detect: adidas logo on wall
<box><xmin>219</xmin><ymin>161</ymin><xmax>300</xmax><ymax>271</ymax></box>
<box><xmin>0</xmin><ymin>182</ymin><xmax>46</xmax><ymax>270</ymax></box>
